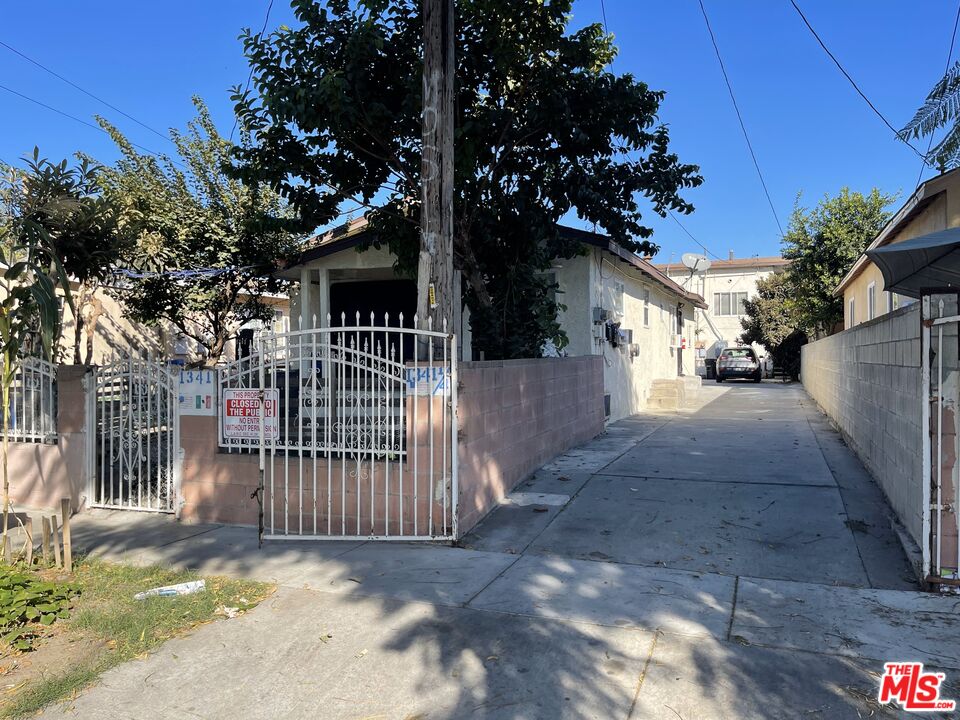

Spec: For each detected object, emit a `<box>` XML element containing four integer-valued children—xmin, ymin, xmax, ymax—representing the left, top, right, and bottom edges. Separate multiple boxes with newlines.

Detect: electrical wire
<box><xmin>0</xmin><ymin>82</ymin><xmax>183</xmax><ymax>167</ymax></box>
<box><xmin>788</xmin><ymin>0</ymin><xmax>927</xmax><ymax>162</ymax></box>
<box><xmin>668</xmin><ymin>211</ymin><xmax>723</xmax><ymax>261</ymax></box>
<box><xmin>0</xmin><ymin>39</ymin><xmax>172</xmax><ymax>145</ymax></box>
<box><xmin>230</xmin><ymin>0</ymin><xmax>276</xmax><ymax>142</ymax></box>
<box><xmin>698</xmin><ymin>0</ymin><xmax>784</xmax><ymax>238</ymax></box>
<box><xmin>915</xmin><ymin>0</ymin><xmax>960</xmax><ymax>188</ymax></box>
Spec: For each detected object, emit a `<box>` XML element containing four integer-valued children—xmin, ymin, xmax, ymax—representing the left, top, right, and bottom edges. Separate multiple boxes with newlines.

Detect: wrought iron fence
<box><xmin>3</xmin><ymin>357</ymin><xmax>57</xmax><ymax>444</ymax></box>
<box><xmin>218</xmin><ymin>312</ymin><xmax>458</xmax><ymax>540</ymax></box>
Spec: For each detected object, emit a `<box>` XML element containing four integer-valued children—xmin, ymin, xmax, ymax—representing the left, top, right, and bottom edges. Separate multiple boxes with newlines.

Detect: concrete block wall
<box><xmin>457</xmin><ymin>356</ymin><xmax>605</xmax><ymax>533</ymax></box>
<box><xmin>801</xmin><ymin>304</ymin><xmax>923</xmax><ymax>545</ymax></box>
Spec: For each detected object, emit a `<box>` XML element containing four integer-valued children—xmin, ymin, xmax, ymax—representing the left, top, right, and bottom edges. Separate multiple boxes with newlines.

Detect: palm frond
<box><xmin>900</xmin><ymin>61</ymin><xmax>960</xmax><ymax>140</ymax></box>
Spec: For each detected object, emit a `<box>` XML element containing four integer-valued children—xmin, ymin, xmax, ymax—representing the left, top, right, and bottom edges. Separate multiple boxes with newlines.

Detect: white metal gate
<box><xmin>922</xmin><ymin>292</ymin><xmax>960</xmax><ymax>590</ymax></box>
<box><xmin>90</xmin><ymin>357</ymin><xmax>181</xmax><ymax>513</ymax></box>
<box><xmin>219</xmin><ymin>313</ymin><xmax>458</xmax><ymax>541</ymax></box>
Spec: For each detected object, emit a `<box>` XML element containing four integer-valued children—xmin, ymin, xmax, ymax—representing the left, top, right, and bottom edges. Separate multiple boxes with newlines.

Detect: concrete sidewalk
<box><xmin>39</xmin><ymin>382</ymin><xmax>960</xmax><ymax>719</ymax></box>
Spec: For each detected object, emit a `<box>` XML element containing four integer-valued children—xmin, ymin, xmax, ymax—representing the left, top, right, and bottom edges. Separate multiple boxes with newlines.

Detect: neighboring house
<box><xmin>280</xmin><ymin>219</ymin><xmax>706</xmax><ymax>422</ymax></box>
<box><xmin>56</xmin><ymin>284</ymin><xmax>290</xmax><ymax>365</ymax></box>
<box><xmin>655</xmin><ymin>254</ymin><xmax>790</xmax><ymax>374</ymax></box>
<box><xmin>835</xmin><ymin>169</ymin><xmax>960</xmax><ymax>329</ymax></box>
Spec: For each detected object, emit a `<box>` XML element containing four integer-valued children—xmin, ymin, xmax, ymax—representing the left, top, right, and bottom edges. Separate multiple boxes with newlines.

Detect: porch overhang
<box><xmin>866</xmin><ymin>227</ymin><xmax>960</xmax><ymax>299</ymax></box>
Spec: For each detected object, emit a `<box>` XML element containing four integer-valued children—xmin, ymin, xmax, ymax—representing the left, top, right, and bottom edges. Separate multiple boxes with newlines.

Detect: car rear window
<box><xmin>721</xmin><ymin>349</ymin><xmax>755</xmax><ymax>359</ymax></box>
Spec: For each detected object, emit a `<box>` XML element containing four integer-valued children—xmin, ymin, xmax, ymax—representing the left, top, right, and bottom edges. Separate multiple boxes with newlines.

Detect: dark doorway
<box><xmin>329</xmin><ymin>279</ymin><xmax>418</xmax><ymax>357</ymax></box>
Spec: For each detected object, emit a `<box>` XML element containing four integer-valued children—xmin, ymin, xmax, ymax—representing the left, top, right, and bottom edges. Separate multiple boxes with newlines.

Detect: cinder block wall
<box><xmin>457</xmin><ymin>356</ymin><xmax>605</xmax><ymax>534</ymax></box>
<box><xmin>801</xmin><ymin>304</ymin><xmax>922</xmax><ymax>545</ymax></box>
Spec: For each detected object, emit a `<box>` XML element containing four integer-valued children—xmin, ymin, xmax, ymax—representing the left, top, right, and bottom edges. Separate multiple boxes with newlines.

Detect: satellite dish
<box><xmin>681</xmin><ymin>253</ymin><xmax>712</xmax><ymax>273</ymax></box>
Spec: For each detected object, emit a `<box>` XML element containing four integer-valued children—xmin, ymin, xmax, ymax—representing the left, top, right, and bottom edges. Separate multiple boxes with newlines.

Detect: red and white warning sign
<box><xmin>222</xmin><ymin>389</ymin><xmax>279</xmax><ymax>440</ymax></box>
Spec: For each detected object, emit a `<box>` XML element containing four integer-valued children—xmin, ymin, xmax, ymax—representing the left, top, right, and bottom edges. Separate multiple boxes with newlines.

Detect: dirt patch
<box><xmin>0</xmin><ymin>631</ymin><xmax>106</xmax><ymax>705</ymax></box>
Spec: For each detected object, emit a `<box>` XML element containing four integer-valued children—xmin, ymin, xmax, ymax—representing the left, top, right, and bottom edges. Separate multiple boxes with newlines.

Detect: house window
<box><xmin>848</xmin><ymin>298</ymin><xmax>856</xmax><ymax>328</ymax></box>
<box><xmin>886</xmin><ymin>291</ymin><xmax>902</xmax><ymax>314</ymax></box>
<box><xmin>612</xmin><ymin>281</ymin><xmax>624</xmax><ymax>317</ymax></box>
<box><xmin>712</xmin><ymin>292</ymin><xmax>748</xmax><ymax>316</ymax></box>
<box><xmin>643</xmin><ymin>287</ymin><xmax>650</xmax><ymax>327</ymax></box>
<box><xmin>867</xmin><ymin>282</ymin><xmax>876</xmax><ymax>321</ymax></box>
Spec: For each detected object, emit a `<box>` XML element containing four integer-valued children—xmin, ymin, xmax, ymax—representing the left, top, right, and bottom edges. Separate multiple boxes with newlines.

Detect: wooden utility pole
<box><xmin>418</xmin><ymin>0</ymin><xmax>455</xmax><ymax>341</ymax></box>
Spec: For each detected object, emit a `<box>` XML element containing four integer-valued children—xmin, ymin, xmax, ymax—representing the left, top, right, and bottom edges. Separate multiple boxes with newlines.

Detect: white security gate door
<box><xmin>219</xmin><ymin>313</ymin><xmax>458</xmax><ymax>541</ymax></box>
<box><xmin>91</xmin><ymin>357</ymin><xmax>181</xmax><ymax>513</ymax></box>
<box><xmin>922</xmin><ymin>293</ymin><xmax>960</xmax><ymax>590</ymax></box>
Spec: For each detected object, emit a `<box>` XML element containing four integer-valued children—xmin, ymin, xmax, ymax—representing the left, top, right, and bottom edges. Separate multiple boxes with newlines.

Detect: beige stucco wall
<box><xmin>841</xmin><ymin>172</ymin><xmax>960</xmax><ymax>329</ymax></box>
<box><xmin>842</xmin><ymin>194</ymin><xmax>945</xmax><ymax>329</ymax></box>
<box><xmin>663</xmin><ymin>262</ymin><xmax>786</xmax><ymax>366</ymax></box>
<box><xmin>57</xmin><ymin>286</ymin><xmax>289</xmax><ymax>365</ymax></box>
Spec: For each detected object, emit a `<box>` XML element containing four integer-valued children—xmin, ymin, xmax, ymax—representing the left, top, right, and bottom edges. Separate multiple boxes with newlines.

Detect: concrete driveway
<box><xmin>39</xmin><ymin>381</ymin><xmax>960</xmax><ymax>719</ymax></box>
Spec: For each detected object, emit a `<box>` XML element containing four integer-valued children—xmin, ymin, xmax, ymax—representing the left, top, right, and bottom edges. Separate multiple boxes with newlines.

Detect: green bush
<box><xmin>0</xmin><ymin>567</ymin><xmax>77</xmax><ymax>651</ymax></box>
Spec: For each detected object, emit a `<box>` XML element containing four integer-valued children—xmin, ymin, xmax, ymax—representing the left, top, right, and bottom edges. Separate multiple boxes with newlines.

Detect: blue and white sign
<box><xmin>406</xmin><ymin>366</ymin><xmax>451</xmax><ymax>397</ymax></box>
<box><xmin>178</xmin><ymin>368</ymin><xmax>217</xmax><ymax>416</ymax></box>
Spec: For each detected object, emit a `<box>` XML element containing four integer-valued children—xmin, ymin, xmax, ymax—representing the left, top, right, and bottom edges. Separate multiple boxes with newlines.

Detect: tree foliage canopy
<box><xmin>900</xmin><ymin>60</ymin><xmax>960</xmax><ymax>171</ymax></box>
<box><xmin>233</xmin><ymin>0</ymin><xmax>702</xmax><ymax>358</ymax></box>
<box><xmin>781</xmin><ymin>187</ymin><xmax>895</xmax><ymax>337</ymax></box>
<box><xmin>93</xmin><ymin>98</ymin><xmax>300</xmax><ymax>364</ymax></box>
<box><xmin>739</xmin><ymin>271</ymin><xmax>806</xmax><ymax>379</ymax></box>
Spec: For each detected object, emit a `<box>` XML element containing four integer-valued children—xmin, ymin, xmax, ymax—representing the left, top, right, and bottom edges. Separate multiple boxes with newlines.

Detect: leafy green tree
<box><xmin>0</xmin><ymin>154</ymin><xmax>79</xmax><ymax>550</ymax></box>
<box><xmin>739</xmin><ymin>271</ymin><xmax>806</xmax><ymax>380</ymax></box>
<box><xmin>233</xmin><ymin>0</ymin><xmax>702</xmax><ymax>358</ymax></box>
<box><xmin>781</xmin><ymin>188</ymin><xmax>895</xmax><ymax>337</ymax></box>
<box><xmin>93</xmin><ymin>97</ymin><xmax>299</xmax><ymax>365</ymax></box>
<box><xmin>900</xmin><ymin>61</ymin><xmax>960</xmax><ymax>170</ymax></box>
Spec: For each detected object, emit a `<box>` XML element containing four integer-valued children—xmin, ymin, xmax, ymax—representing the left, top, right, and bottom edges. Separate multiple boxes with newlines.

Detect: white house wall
<box><xmin>582</xmin><ymin>249</ymin><xmax>695</xmax><ymax>422</ymax></box>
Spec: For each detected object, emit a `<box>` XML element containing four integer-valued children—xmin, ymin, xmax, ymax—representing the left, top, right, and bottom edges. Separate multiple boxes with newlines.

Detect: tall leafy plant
<box><xmin>92</xmin><ymin>97</ymin><xmax>299</xmax><ymax>366</ymax></box>
<box><xmin>0</xmin><ymin>153</ymin><xmax>78</xmax><ymax>552</ymax></box>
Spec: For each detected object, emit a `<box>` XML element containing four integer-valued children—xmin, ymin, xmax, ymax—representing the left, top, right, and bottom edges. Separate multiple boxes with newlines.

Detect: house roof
<box><xmin>652</xmin><ymin>256</ymin><xmax>789</xmax><ymax>274</ymax></box>
<box><xmin>557</xmin><ymin>226</ymin><xmax>707</xmax><ymax>308</ymax></box>
<box><xmin>287</xmin><ymin>218</ymin><xmax>706</xmax><ymax>308</ymax></box>
<box><xmin>835</xmin><ymin>167</ymin><xmax>960</xmax><ymax>296</ymax></box>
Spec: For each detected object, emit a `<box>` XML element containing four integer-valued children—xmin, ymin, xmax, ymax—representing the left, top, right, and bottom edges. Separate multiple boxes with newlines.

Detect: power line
<box><xmin>230</xmin><ymin>0</ymin><xmax>276</xmax><ymax>142</ymax></box>
<box><xmin>0</xmin><ymin>39</ymin><xmax>172</xmax><ymax>145</ymax></box>
<box><xmin>788</xmin><ymin>0</ymin><xmax>927</xmax><ymax>162</ymax></box>
<box><xmin>669</xmin><ymin>211</ymin><xmax>723</xmax><ymax>261</ymax></box>
<box><xmin>915</xmin><ymin>1</ymin><xmax>960</xmax><ymax>188</ymax></box>
<box><xmin>0</xmin><ymin>82</ymin><xmax>184</xmax><ymax>168</ymax></box>
<box><xmin>698</xmin><ymin>0</ymin><xmax>784</xmax><ymax>237</ymax></box>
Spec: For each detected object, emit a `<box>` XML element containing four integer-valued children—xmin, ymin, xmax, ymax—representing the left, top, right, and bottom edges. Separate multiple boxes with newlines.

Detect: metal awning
<box><xmin>866</xmin><ymin>227</ymin><xmax>960</xmax><ymax>298</ymax></box>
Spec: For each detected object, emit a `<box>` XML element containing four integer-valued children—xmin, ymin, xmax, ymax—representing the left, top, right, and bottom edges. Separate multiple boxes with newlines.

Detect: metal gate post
<box><xmin>450</xmin><ymin>333</ymin><xmax>459</xmax><ymax>540</ymax></box>
<box><xmin>83</xmin><ymin>366</ymin><xmax>98</xmax><ymax>508</ymax></box>
<box><xmin>921</xmin><ymin>294</ymin><xmax>932</xmax><ymax>582</ymax></box>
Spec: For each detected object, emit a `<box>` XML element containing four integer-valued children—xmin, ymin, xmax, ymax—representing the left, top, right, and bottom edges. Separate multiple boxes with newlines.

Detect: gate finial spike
<box><xmin>428</xmin><ymin>315</ymin><xmax>433</xmax><ymax>331</ymax></box>
<box><xmin>398</xmin><ymin>312</ymin><xmax>404</xmax><ymax>328</ymax></box>
<box><xmin>384</xmin><ymin>311</ymin><xmax>390</xmax><ymax>326</ymax></box>
<box><xmin>341</xmin><ymin>311</ymin><xmax>346</xmax><ymax>327</ymax></box>
<box><xmin>370</xmin><ymin>311</ymin><xmax>375</xmax><ymax>326</ymax></box>
<box><xmin>355</xmin><ymin>311</ymin><xmax>361</xmax><ymax>326</ymax></box>
<box><xmin>326</xmin><ymin>312</ymin><xmax>331</xmax><ymax>328</ymax></box>
<box><xmin>312</xmin><ymin>314</ymin><xmax>317</xmax><ymax>329</ymax></box>
<box><xmin>442</xmin><ymin>316</ymin><xmax>447</xmax><ymax>333</ymax></box>
<box><xmin>413</xmin><ymin>313</ymin><xmax>419</xmax><ymax>329</ymax></box>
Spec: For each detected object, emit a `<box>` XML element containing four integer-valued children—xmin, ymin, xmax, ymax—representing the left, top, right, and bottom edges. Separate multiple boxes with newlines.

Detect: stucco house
<box><xmin>835</xmin><ymin>169</ymin><xmax>960</xmax><ymax>329</ymax></box>
<box><xmin>654</xmin><ymin>254</ymin><xmax>790</xmax><ymax>374</ymax></box>
<box><xmin>280</xmin><ymin>218</ymin><xmax>706</xmax><ymax>422</ymax></box>
<box><xmin>56</xmin><ymin>283</ymin><xmax>290</xmax><ymax>365</ymax></box>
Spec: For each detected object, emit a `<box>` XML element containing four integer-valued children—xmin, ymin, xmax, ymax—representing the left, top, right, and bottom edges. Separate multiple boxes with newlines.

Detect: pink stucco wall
<box><xmin>9</xmin><ymin>365</ymin><xmax>87</xmax><ymax>512</ymax></box>
<box><xmin>456</xmin><ymin>356</ymin><xmax>605</xmax><ymax>534</ymax></box>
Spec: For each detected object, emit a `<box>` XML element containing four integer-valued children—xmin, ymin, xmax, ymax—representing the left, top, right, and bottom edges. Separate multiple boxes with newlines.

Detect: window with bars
<box><xmin>712</xmin><ymin>292</ymin><xmax>748</xmax><ymax>316</ymax></box>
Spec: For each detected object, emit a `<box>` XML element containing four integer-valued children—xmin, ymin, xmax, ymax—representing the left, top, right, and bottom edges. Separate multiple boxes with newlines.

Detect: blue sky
<box><xmin>0</xmin><ymin>1</ymin><xmax>953</xmax><ymax>263</ymax></box>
